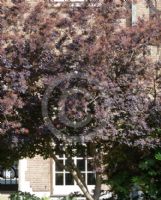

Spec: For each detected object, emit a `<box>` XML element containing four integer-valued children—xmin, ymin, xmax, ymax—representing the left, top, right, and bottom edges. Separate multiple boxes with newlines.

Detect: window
<box><xmin>55</xmin><ymin>155</ymin><xmax>95</xmax><ymax>186</ymax></box>
<box><xmin>0</xmin><ymin>163</ymin><xmax>18</xmax><ymax>191</ymax></box>
<box><xmin>53</xmin><ymin>155</ymin><xmax>95</xmax><ymax>196</ymax></box>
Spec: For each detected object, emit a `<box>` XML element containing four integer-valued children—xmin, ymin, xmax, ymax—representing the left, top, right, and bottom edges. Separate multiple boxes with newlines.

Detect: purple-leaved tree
<box><xmin>0</xmin><ymin>0</ymin><xmax>161</xmax><ymax>199</ymax></box>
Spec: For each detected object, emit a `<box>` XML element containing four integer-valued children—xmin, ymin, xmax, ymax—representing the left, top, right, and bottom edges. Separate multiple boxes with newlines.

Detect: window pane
<box><xmin>87</xmin><ymin>143</ymin><xmax>95</xmax><ymax>157</ymax></box>
<box><xmin>87</xmin><ymin>173</ymin><xmax>95</xmax><ymax>185</ymax></box>
<box><xmin>55</xmin><ymin>160</ymin><xmax>64</xmax><ymax>171</ymax></box>
<box><xmin>65</xmin><ymin>173</ymin><xmax>74</xmax><ymax>185</ymax></box>
<box><xmin>77</xmin><ymin>159</ymin><xmax>85</xmax><ymax>171</ymax></box>
<box><xmin>56</xmin><ymin>173</ymin><xmax>63</xmax><ymax>185</ymax></box>
<box><xmin>87</xmin><ymin>160</ymin><xmax>93</xmax><ymax>171</ymax></box>
<box><xmin>57</xmin><ymin>152</ymin><xmax>63</xmax><ymax>158</ymax></box>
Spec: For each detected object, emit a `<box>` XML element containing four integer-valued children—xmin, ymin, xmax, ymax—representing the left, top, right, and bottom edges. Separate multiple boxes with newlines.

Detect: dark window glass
<box><xmin>65</xmin><ymin>173</ymin><xmax>74</xmax><ymax>185</ymax></box>
<box><xmin>87</xmin><ymin>143</ymin><xmax>94</xmax><ymax>157</ymax></box>
<box><xmin>56</xmin><ymin>173</ymin><xmax>63</xmax><ymax>185</ymax></box>
<box><xmin>87</xmin><ymin>160</ymin><xmax>93</xmax><ymax>171</ymax></box>
<box><xmin>56</xmin><ymin>160</ymin><xmax>64</xmax><ymax>171</ymax></box>
<box><xmin>58</xmin><ymin>152</ymin><xmax>64</xmax><ymax>158</ymax></box>
<box><xmin>77</xmin><ymin>159</ymin><xmax>85</xmax><ymax>171</ymax></box>
<box><xmin>87</xmin><ymin>173</ymin><xmax>95</xmax><ymax>185</ymax></box>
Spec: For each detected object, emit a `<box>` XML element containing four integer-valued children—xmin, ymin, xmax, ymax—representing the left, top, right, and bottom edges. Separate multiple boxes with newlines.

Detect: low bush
<box><xmin>105</xmin><ymin>145</ymin><xmax>161</xmax><ymax>200</ymax></box>
<box><xmin>10</xmin><ymin>191</ymin><xmax>41</xmax><ymax>200</ymax></box>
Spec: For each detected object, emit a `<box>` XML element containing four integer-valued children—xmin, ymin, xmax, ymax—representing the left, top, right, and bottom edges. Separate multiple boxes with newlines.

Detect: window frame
<box><xmin>52</xmin><ymin>155</ymin><xmax>95</xmax><ymax>196</ymax></box>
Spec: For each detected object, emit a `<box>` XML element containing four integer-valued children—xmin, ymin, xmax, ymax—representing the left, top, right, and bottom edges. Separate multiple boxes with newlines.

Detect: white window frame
<box><xmin>52</xmin><ymin>155</ymin><xmax>95</xmax><ymax>196</ymax></box>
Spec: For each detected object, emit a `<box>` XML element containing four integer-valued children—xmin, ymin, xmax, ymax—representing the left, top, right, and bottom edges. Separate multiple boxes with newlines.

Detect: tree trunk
<box><xmin>93</xmin><ymin>172</ymin><xmax>102</xmax><ymax>200</ymax></box>
<box><xmin>90</xmin><ymin>142</ymin><xmax>103</xmax><ymax>200</ymax></box>
<box><xmin>70</xmin><ymin>170</ymin><xmax>94</xmax><ymax>200</ymax></box>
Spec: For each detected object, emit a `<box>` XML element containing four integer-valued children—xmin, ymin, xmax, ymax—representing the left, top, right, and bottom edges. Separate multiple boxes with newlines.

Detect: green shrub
<box><xmin>58</xmin><ymin>192</ymin><xmax>83</xmax><ymax>200</ymax></box>
<box><xmin>105</xmin><ymin>145</ymin><xmax>161</xmax><ymax>200</ymax></box>
<box><xmin>41</xmin><ymin>197</ymin><xmax>50</xmax><ymax>200</ymax></box>
<box><xmin>10</xmin><ymin>191</ymin><xmax>41</xmax><ymax>200</ymax></box>
<box><xmin>131</xmin><ymin>150</ymin><xmax>161</xmax><ymax>200</ymax></box>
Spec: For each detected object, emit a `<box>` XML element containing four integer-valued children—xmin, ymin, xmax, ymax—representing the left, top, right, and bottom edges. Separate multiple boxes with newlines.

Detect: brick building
<box><xmin>18</xmin><ymin>155</ymin><xmax>96</xmax><ymax>198</ymax></box>
<box><xmin>0</xmin><ymin>0</ymin><xmax>161</xmax><ymax>199</ymax></box>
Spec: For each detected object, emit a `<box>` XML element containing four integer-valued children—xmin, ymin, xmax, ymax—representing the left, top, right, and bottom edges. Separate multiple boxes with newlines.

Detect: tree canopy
<box><xmin>0</xmin><ymin>0</ymin><xmax>161</xmax><ymax>199</ymax></box>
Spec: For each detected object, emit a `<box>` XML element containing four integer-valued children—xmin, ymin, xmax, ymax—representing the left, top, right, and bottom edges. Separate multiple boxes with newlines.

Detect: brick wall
<box><xmin>25</xmin><ymin>156</ymin><xmax>51</xmax><ymax>192</ymax></box>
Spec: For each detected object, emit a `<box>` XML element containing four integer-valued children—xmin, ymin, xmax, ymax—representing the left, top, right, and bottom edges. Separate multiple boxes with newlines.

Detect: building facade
<box><xmin>18</xmin><ymin>156</ymin><xmax>97</xmax><ymax>198</ymax></box>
